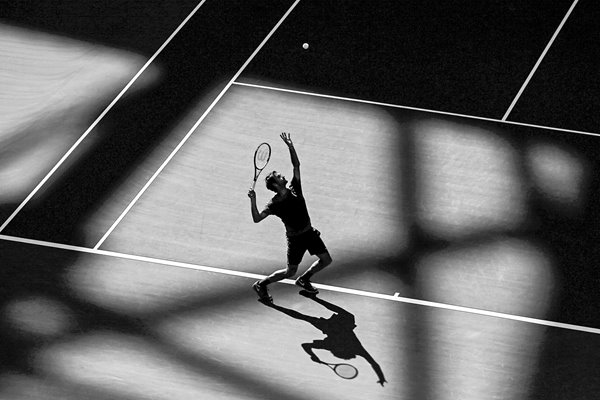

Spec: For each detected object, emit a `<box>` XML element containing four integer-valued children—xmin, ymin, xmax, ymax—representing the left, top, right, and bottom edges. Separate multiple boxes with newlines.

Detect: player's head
<box><xmin>265</xmin><ymin>171</ymin><xmax>287</xmax><ymax>192</ymax></box>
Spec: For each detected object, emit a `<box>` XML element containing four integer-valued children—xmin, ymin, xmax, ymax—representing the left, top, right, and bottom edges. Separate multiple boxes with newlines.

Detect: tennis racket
<box><xmin>251</xmin><ymin>142</ymin><xmax>271</xmax><ymax>190</ymax></box>
<box><xmin>321</xmin><ymin>362</ymin><xmax>358</xmax><ymax>379</ymax></box>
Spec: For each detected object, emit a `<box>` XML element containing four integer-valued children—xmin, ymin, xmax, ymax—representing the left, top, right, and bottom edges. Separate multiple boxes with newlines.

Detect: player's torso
<box><xmin>270</xmin><ymin>190</ymin><xmax>311</xmax><ymax>233</ymax></box>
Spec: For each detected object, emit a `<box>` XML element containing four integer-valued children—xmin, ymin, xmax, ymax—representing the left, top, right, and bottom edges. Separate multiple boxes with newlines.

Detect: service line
<box><xmin>231</xmin><ymin>81</ymin><xmax>600</xmax><ymax>138</ymax></box>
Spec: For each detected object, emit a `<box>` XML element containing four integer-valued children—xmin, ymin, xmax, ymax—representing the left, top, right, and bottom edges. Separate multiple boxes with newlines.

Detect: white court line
<box><xmin>232</xmin><ymin>81</ymin><xmax>600</xmax><ymax>138</ymax></box>
<box><xmin>1</xmin><ymin>233</ymin><xmax>600</xmax><ymax>336</ymax></box>
<box><xmin>93</xmin><ymin>0</ymin><xmax>303</xmax><ymax>250</ymax></box>
<box><xmin>0</xmin><ymin>0</ymin><xmax>209</xmax><ymax>233</ymax></box>
<box><xmin>502</xmin><ymin>0</ymin><xmax>580</xmax><ymax>121</ymax></box>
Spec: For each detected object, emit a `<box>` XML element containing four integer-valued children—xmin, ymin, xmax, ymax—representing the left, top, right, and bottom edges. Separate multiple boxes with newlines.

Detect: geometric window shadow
<box><xmin>264</xmin><ymin>292</ymin><xmax>386</xmax><ymax>386</ymax></box>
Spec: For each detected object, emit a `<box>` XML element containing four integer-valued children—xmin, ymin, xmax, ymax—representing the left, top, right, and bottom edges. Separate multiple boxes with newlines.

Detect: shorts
<box><xmin>287</xmin><ymin>228</ymin><xmax>328</xmax><ymax>266</ymax></box>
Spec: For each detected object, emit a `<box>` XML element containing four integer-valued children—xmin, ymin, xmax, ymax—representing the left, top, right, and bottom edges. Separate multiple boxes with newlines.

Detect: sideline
<box><xmin>0</xmin><ymin>0</ymin><xmax>210</xmax><ymax>233</ymax></box>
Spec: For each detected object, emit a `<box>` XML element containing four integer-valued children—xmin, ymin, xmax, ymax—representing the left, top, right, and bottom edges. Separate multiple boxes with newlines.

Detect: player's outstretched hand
<box><xmin>247</xmin><ymin>188</ymin><xmax>256</xmax><ymax>199</ymax></box>
<box><xmin>280</xmin><ymin>132</ymin><xmax>293</xmax><ymax>147</ymax></box>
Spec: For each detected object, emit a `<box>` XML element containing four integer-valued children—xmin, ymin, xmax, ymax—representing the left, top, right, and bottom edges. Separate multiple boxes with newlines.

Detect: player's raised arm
<box><xmin>280</xmin><ymin>132</ymin><xmax>300</xmax><ymax>181</ymax></box>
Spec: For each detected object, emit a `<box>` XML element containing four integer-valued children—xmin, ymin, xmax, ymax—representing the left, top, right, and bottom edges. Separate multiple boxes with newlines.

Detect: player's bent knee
<box><xmin>319</xmin><ymin>252</ymin><xmax>332</xmax><ymax>266</ymax></box>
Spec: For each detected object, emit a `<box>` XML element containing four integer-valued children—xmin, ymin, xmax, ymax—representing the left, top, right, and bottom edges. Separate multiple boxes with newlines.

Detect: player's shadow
<box><xmin>265</xmin><ymin>292</ymin><xmax>386</xmax><ymax>386</ymax></box>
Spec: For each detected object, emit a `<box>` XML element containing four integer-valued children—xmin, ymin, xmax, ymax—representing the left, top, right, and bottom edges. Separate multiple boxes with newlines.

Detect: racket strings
<box><xmin>256</xmin><ymin>148</ymin><xmax>269</xmax><ymax>162</ymax></box>
<box><xmin>334</xmin><ymin>364</ymin><xmax>358</xmax><ymax>379</ymax></box>
<box><xmin>254</xmin><ymin>144</ymin><xmax>271</xmax><ymax>169</ymax></box>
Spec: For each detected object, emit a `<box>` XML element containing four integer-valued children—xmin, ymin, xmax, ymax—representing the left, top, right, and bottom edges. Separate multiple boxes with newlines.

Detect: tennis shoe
<box><xmin>252</xmin><ymin>281</ymin><xmax>272</xmax><ymax>303</ymax></box>
<box><xmin>295</xmin><ymin>277</ymin><xmax>319</xmax><ymax>294</ymax></box>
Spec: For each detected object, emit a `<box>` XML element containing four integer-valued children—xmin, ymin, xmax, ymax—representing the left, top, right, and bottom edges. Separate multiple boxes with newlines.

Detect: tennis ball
<box><xmin>302</xmin><ymin>43</ymin><xmax>309</xmax><ymax>50</ymax></box>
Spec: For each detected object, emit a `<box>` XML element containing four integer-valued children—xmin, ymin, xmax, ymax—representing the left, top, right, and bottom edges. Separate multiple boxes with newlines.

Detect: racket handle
<box><xmin>251</xmin><ymin>180</ymin><xmax>257</xmax><ymax>190</ymax></box>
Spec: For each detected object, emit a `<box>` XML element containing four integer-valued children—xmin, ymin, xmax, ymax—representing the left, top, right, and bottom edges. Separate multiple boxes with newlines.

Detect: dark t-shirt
<box><xmin>264</xmin><ymin>176</ymin><xmax>311</xmax><ymax>236</ymax></box>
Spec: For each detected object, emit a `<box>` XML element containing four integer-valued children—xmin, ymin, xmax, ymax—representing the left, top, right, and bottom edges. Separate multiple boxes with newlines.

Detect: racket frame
<box><xmin>251</xmin><ymin>142</ymin><xmax>271</xmax><ymax>189</ymax></box>
<box><xmin>326</xmin><ymin>362</ymin><xmax>358</xmax><ymax>379</ymax></box>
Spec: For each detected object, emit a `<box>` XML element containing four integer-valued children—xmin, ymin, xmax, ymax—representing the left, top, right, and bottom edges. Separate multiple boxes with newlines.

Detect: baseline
<box><xmin>1</xmin><ymin>233</ymin><xmax>599</xmax><ymax>336</ymax></box>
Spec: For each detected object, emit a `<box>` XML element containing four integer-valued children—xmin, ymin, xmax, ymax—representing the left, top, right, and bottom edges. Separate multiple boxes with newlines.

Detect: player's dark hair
<box><xmin>265</xmin><ymin>171</ymin><xmax>278</xmax><ymax>192</ymax></box>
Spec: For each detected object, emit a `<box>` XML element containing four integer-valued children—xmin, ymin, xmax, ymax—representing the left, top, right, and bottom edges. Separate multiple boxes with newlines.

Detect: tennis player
<box><xmin>247</xmin><ymin>132</ymin><xmax>332</xmax><ymax>303</ymax></box>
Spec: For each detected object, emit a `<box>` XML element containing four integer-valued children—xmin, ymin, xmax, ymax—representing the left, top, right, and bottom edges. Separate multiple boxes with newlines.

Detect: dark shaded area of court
<box><xmin>240</xmin><ymin>0</ymin><xmax>576</xmax><ymax>119</ymax></box>
<box><xmin>507</xmin><ymin>0</ymin><xmax>600</xmax><ymax>133</ymax></box>
<box><xmin>1</xmin><ymin>1</ymin><xmax>599</xmax><ymax>399</ymax></box>
<box><xmin>0</xmin><ymin>0</ymin><xmax>296</xmax><ymax>245</ymax></box>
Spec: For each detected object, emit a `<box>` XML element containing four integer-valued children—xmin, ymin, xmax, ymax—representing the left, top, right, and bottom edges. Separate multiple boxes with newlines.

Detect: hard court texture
<box><xmin>1</xmin><ymin>1</ymin><xmax>600</xmax><ymax>400</ymax></box>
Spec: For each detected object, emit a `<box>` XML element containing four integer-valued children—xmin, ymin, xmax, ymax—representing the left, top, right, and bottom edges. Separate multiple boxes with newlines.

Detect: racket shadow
<box><xmin>265</xmin><ymin>292</ymin><xmax>386</xmax><ymax>386</ymax></box>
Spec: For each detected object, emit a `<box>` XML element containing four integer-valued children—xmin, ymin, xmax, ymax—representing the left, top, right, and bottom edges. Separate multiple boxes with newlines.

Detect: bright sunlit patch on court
<box><xmin>155</xmin><ymin>288</ymin><xmax>405</xmax><ymax>398</ymax></box>
<box><xmin>415</xmin><ymin>235</ymin><xmax>556</xmax><ymax>399</ymax></box>
<box><xmin>0</xmin><ymin>374</ymin><xmax>82</xmax><ymax>400</ymax></box>
<box><xmin>411</xmin><ymin>119</ymin><xmax>560</xmax><ymax>400</ymax></box>
<box><xmin>35</xmin><ymin>332</ymin><xmax>250</xmax><ymax>400</ymax></box>
<box><xmin>415</xmin><ymin>236</ymin><xmax>556</xmax><ymax>399</ymax></box>
<box><xmin>413</xmin><ymin>120</ymin><xmax>527</xmax><ymax>239</ymax></box>
<box><xmin>423</xmin><ymin>308</ymin><xmax>547</xmax><ymax>400</ymax></box>
<box><xmin>67</xmin><ymin>253</ymin><xmax>247</xmax><ymax>316</ymax></box>
<box><xmin>66</xmin><ymin>83</ymin><xmax>409</xmax><ymax>398</ymax></box>
<box><xmin>416</xmin><ymin>237</ymin><xmax>556</xmax><ymax>317</ymax></box>
<box><xmin>62</xmin><ymin>249</ymin><xmax>406</xmax><ymax>399</ymax></box>
<box><xmin>96</xmin><ymin>84</ymin><xmax>408</xmax><ymax>270</ymax></box>
<box><xmin>3</xmin><ymin>296</ymin><xmax>75</xmax><ymax>338</ymax></box>
<box><xmin>526</xmin><ymin>141</ymin><xmax>588</xmax><ymax>213</ymax></box>
<box><xmin>0</xmin><ymin>23</ymin><xmax>160</xmax><ymax>202</ymax></box>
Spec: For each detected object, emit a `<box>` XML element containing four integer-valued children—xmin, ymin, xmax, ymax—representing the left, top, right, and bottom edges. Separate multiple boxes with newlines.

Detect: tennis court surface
<box><xmin>1</xmin><ymin>1</ymin><xmax>599</xmax><ymax>399</ymax></box>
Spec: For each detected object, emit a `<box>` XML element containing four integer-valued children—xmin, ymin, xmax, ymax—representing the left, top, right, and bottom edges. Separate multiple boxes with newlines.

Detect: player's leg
<box><xmin>263</xmin><ymin>263</ymin><xmax>299</xmax><ymax>283</ymax></box>
<box><xmin>296</xmin><ymin>229</ymin><xmax>331</xmax><ymax>293</ymax></box>
<box><xmin>306</xmin><ymin>251</ymin><xmax>333</xmax><ymax>275</ymax></box>
<box><xmin>253</xmin><ymin>236</ymin><xmax>304</xmax><ymax>301</ymax></box>
<box><xmin>253</xmin><ymin>264</ymin><xmax>298</xmax><ymax>302</ymax></box>
<box><xmin>295</xmin><ymin>253</ymin><xmax>330</xmax><ymax>294</ymax></box>
<box><xmin>302</xmin><ymin>340</ymin><xmax>327</xmax><ymax>362</ymax></box>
